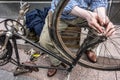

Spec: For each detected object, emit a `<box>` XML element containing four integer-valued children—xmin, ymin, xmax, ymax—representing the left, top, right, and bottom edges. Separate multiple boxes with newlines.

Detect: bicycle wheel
<box><xmin>0</xmin><ymin>33</ymin><xmax>13</xmax><ymax>66</ymax></box>
<box><xmin>78</xmin><ymin>1</ymin><xmax>120</xmax><ymax>70</ymax></box>
<box><xmin>50</xmin><ymin>0</ymin><xmax>120</xmax><ymax>70</ymax></box>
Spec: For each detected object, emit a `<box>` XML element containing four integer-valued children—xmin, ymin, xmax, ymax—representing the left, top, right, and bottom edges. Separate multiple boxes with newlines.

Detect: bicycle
<box><xmin>0</xmin><ymin>0</ymin><xmax>120</xmax><ymax>77</ymax></box>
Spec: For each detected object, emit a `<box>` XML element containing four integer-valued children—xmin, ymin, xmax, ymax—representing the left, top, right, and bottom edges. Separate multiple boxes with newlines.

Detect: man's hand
<box><xmin>71</xmin><ymin>6</ymin><xmax>115</xmax><ymax>37</ymax></box>
<box><xmin>86</xmin><ymin>12</ymin><xmax>115</xmax><ymax>37</ymax></box>
<box><xmin>102</xmin><ymin>17</ymin><xmax>115</xmax><ymax>37</ymax></box>
<box><xmin>86</xmin><ymin>12</ymin><xmax>104</xmax><ymax>33</ymax></box>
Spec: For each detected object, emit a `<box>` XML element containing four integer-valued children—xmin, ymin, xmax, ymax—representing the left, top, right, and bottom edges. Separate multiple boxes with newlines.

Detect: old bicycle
<box><xmin>0</xmin><ymin>0</ymin><xmax>120</xmax><ymax>76</ymax></box>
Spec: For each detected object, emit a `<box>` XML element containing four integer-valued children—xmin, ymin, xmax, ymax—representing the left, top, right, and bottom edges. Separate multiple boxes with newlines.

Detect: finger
<box><xmin>105</xmin><ymin>22</ymin><xmax>114</xmax><ymax>33</ymax></box>
<box><xmin>88</xmin><ymin>23</ymin><xmax>101</xmax><ymax>33</ymax></box>
<box><xmin>97</xmin><ymin>16</ymin><xmax>104</xmax><ymax>26</ymax></box>
<box><xmin>106</xmin><ymin>28</ymin><xmax>115</xmax><ymax>37</ymax></box>
<box><xmin>92</xmin><ymin>22</ymin><xmax>103</xmax><ymax>33</ymax></box>
<box><xmin>88</xmin><ymin>23</ymin><xmax>97</xmax><ymax>30</ymax></box>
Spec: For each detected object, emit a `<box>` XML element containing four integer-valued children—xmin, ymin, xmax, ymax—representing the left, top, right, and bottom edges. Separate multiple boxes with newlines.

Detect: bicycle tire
<box><xmin>50</xmin><ymin>0</ymin><xmax>120</xmax><ymax>70</ymax></box>
<box><xmin>0</xmin><ymin>33</ymin><xmax>13</xmax><ymax>66</ymax></box>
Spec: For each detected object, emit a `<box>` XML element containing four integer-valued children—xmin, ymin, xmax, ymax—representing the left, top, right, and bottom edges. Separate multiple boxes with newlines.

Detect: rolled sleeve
<box><xmin>90</xmin><ymin>0</ymin><xmax>108</xmax><ymax>11</ymax></box>
<box><xmin>50</xmin><ymin>0</ymin><xmax>78</xmax><ymax>14</ymax></box>
<box><xmin>63</xmin><ymin>0</ymin><xmax>79</xmax><ymax>14</ymax></box>
<box><xmin>50</xmin><ymin>0</ymin><xmax>58</xmax><ymax>12</ymax></box>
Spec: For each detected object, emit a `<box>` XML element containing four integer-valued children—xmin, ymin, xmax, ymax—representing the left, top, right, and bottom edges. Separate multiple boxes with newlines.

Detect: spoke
<box><xmin>108</xmin><ymin>37</ymin><xmax>120</xmax><ymax>49</ymax></box>
<box><xmin>104</xmin><ymin>38</ymin><xmax>120</xmax><ymax>65</ymax></box>
<box><xmin>114</xmin><ymin>25</ymin><xmax>120</xmax><ymax>32</ymax></box>
<box><xmin>108</xmin><ymin>37</ymin><xmax>120</xmax><ymax>55</ymax></box>
<box><xmin>102</xmin><ymin>42</ymin><xmax>118</xmax><ymax>65</ymax></box>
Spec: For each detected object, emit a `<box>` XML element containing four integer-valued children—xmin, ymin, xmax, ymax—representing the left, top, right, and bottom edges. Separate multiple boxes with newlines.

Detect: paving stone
<box><xmin>0</xmin><ymin>70</ymin><xmax>37</xmax><ymax>80</ymax></box>
<box><xmin>14</xmin><ymin>76</ymin><xmax>37</xmax><ymax>80</ymax></box>
<box><xmin>115</xmin><ymin>71</ymin><xmax>120</xmax><ymax>79</ymax></box>
<box><xmin>98</xmin><ymin>70</ymin><xmax>116</xmax><ymax>80</ymax></box>
<box><xmin>0</xmin><ymin>70</ymin><xmax>14</xmax><ymax>80</ymax></box>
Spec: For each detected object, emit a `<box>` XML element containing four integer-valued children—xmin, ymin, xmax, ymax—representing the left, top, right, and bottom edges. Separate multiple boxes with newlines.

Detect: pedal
<box><xmin>22</xmin><ymin>61</ymin><xmax>39</xmax><ymax>72</ymax></box>
<box><xmin>14</xmin><ymin>61</ymin><xmax>39</xmax><ymax>76</ymax></box>
<box><xmin>13</xmin><ymin>66</ymin><xmax>32</xmax><ymax>76</ymax></box>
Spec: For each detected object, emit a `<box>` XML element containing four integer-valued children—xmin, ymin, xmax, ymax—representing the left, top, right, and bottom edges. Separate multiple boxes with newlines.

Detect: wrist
<box><xmin>85</xmin><ymin>12</ymin><xmax>97</xmax><ymax>23</ymax></box>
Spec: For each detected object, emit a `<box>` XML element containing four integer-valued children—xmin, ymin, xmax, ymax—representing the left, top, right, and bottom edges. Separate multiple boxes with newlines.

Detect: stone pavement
<box><xmin>0</xmin><ymin>47</ymin><xmax>120</xmax><ymax>80</ymax></box>
<box><xmin>0</xmin><ymin>70</ymin><xmax>37</xmax><ymax>80</ymax></box>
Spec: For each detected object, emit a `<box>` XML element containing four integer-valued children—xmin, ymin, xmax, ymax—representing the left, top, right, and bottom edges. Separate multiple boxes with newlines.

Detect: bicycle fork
<box><xmin>68</xmin><ymin>36</ymin><xmax>107</xmax><ymax>72</ymax></box>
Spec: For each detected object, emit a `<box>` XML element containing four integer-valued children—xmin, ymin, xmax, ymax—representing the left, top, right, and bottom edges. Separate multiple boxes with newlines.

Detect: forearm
<box><xmin>70</xmin><ymin>6</ymin><xmax>95</xmax><ymax>21</ymax></box>
<box><xmin>70</xmin><ymin>6</ymin><xmax>104</xmax><ymax>33</ymax></box>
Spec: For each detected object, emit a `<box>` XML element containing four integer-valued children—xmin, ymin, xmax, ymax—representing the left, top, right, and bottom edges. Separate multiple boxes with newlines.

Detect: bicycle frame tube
<box><xmin>0</xmin><ymin>30</ymin><xmax>69</xmax><ymax>71</ymax></box>
<box><xmin>13</xmin><ymin>33</ymin><xmax>73</xmax><ymax>69</ymax></box>
<box><xmin>74</xmin><ymin>36</ymin><xmax>107</xmax><ymax>66</ymax></box>
<box><xmin>12</xmin><ymin>36</ymin><xmax>21</xmax><ymax>66</ymax></box>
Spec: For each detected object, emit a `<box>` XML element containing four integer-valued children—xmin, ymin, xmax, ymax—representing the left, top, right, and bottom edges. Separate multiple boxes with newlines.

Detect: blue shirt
<box><xmin>50</xmin><ymin>0</ymin><xmax>108</xmax><ymax>20</ymax></box>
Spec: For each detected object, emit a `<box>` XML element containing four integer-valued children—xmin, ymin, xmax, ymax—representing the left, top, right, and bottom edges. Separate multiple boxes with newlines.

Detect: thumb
<box><xmin>97</xmin><ymin>16</ymin><xmax>104</xmax><ymax>26</ymax></box>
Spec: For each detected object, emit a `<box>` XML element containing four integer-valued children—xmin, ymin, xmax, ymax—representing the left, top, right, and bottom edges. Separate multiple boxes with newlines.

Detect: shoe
<box><xmin>60</xmin><ymin>63</ymin><xmax>67</xmax><ymax>68</ymax></box>
<box><xmin>47</xmin><ymin>63</ymin><xmax>66</xmax><ymax>77</ymax></box>
<box><xmin>47</xmin><ymin>65</ymin><xmax>57</xmax><ymax>77</ymax></box>
<box><xmin>85</xmin><ymin>50</ymin><xmax>97</xmax><ymax>63</ymax></box>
